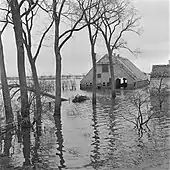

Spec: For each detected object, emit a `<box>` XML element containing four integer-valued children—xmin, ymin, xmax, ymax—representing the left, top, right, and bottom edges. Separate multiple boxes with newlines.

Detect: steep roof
<box><xmin>80</xmin><ymin>54</ymin><xmax>148</xmax><ymax>83</ymax></box>
<box><xmin>150</xmin><ymin>64</ymin><xmax>170</xmax><ymax>78</ymax></box>
<box><xmin>118</xmin><ymin>57</ymin><xmax>147</xmax><ymax>80</ymax></box>
<box><xmin>97</xmin><ymin>54</ymin><xmax>147</xmax><ymax>80</ymax></box>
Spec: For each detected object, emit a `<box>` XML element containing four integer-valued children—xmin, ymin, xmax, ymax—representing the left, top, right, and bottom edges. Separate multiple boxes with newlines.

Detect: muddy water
<box><xmin>0</xmin><ymin>81</ymin><xmax>170</xmax><ymax>170</ymax></box>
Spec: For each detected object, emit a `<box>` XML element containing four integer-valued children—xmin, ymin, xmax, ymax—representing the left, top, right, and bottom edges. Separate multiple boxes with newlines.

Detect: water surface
<box><xmin>0</xmin><ymin>80</ymin><xmax>169</xmax><ymax>170</ymax></box>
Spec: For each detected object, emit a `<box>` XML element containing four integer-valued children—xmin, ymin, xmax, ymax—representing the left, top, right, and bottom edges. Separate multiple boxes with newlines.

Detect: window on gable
<box><xmin>102</xmin><ymin>64</ymin><xmax>109</xmax><ymax>72</ymax></box>
<box><xmin>97</xmin><ymin>74</ymin><xmax>101</xmax><ymax>78</ymax></box>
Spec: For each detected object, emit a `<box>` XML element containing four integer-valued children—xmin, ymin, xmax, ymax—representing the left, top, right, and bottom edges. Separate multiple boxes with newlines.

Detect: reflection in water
<box><xmin>134</xmin><ymin>138</ymin><xmax>145</xmax><ymax>165</ymax></box>
<box><xmin>31</xmin><ymin>128</ymin><xmax>41</xmax><ymax>167</ymax></box>
<box><xmin>150</xmin><ymin>92</ymin><xmax>170</xmax><ymax>117</ymax></box>
<box><xmin>90</xmin><ymin>104</ymin><xmax>100</xmax><ymax>169</ymax></box>
<box><xmin>0</xmin><ymin>85</ymin><xmax>169</xmax><ymax>170</ymax></box>
<box><xmin>0</xmin><ymin>135</ymin><xmax>2</xmax><ymax>153</ymax></box>
<box><xmin>17</xmin><ymin>124</ymin><xmax>22</xmax><ymax>143</ymax></box>
<box><xmin>107</xmin><ymin>101</ymin><xmax>120</xmax><ymax>169</ymax></box>
<box><xmin>4</xmin><ymin>131</ymin><xmax>12</xmax><ymax>156</ymax></box>
<box><xmin>22</xmin><ymin>128</ymin><xmax>31</xmax><ymax>166</ymax></box>
<box><xmin>54</xmin><ymin>114</ymin><xmax>66</xmax><ymax>169</ymax></box>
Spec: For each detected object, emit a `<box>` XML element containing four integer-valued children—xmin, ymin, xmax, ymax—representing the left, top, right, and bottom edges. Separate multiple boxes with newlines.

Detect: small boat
<box><xmin>72</xmin><ymin>95</ymin><xmax>89</xmax><ymax>103</ymax></box>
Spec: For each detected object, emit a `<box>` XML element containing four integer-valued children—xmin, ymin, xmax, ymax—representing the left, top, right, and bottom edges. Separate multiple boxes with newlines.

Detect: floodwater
<box><xmin>0</xmin><ymin>80</ymin><xmax>170</xmax><ymax>170</ymax></box>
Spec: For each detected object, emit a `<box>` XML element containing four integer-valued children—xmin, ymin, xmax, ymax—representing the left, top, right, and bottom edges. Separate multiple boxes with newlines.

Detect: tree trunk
<box><xmin>30</xmin><ymin>61</ymin><xmax>42</xmax><ymax>125</ymax></box>
<box><xmin>54</xmin><ymin>52</ymin><xmax>61</xmax><ymax>115</ymax></box>
<box><xmin>10</xmin><ymin>0</ymin><xmax>30</xmax><ymax>121</ymax></box>
<box><xmin>91</xmin><ymin>47</ymin><xmax>97</xmax><ymax>105</ymax></box>
<box><xmin>53</xmin><ymin>12</ymin><xmax>61</xmax><ymax>115</ymax></box>
<box><xmin>0</xmin><ymin>34</ymin><xmax>14</xmax><ymax>125</ymax></box>
<box><xmin>108</xmin><ymin>49</ymin><xmax>116</xmax><ymax>99</ymax></box>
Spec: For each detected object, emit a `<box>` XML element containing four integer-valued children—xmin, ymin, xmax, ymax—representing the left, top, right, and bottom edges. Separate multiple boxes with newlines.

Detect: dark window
<box><xmin>97</xmin><ymin>74</ymin><xmax>101</xmax><ymax>78</ymax></box>
<box><xmin>90</xmin><ymin>83</ymin><xmax>92</xmax><ymax>86</ymax></box>
<box><xmin>103</xmin><ymin>82</ymin><xmax>105</xmax><ymax>86</ymax></box>
<box><xmin>107</xmin><ymin>82</ymin><xmax>110</xmax><ymax>86</ymax></box>
<box><xmin>102</xmin><ymin>64</ymin><xmax>109</xmax><ymax>72</ymax></box>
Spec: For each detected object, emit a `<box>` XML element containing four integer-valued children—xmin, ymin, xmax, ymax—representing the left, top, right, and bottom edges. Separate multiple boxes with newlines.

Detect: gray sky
<box><xmin>2</xmin><ymin>0</ymin><xmax>170</xmax><ymax>76</ymax></box>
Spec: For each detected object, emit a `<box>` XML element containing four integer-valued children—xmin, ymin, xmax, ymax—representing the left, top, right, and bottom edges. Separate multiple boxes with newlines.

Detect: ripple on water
<box><xmin>0</xmin><ymin>87</ymin><xmax>170</xmax><ymax>170</ymax></box>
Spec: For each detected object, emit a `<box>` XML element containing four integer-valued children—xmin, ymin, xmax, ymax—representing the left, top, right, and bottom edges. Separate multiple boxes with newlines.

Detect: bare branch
<box><xmin>11</xmin><ymin>89</ymin><xmax>20</xmax><ymax>99</ymax></box>
<box><xmin>33</xmin><ymin>19</ymin><xmax>54</xmax><ymax>61</ymax></box>
<box><xmin>21</xmin><ymin>0</ymin><xmax>39</xmax><ymax>18</ymax></box>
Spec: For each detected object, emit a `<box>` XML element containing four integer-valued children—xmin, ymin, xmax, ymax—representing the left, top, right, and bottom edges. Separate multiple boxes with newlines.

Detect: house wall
<box><xmin>150</xmin><ymin>77</ymin><xmax>170</xmax><ymax>89</ymax></box>
<box><xmin>80</xmin><ymin>63</ymin><xmax>139</xmax><ymax>89</ymax></box>
<box><xmin>81</xmin><ymin>68</ymin><xmax>93</xmax><ymax>84</ymax></box>
<box><xmin>135</xmin><ymin>80</ymin><xmax>149</xmax><ymax>89</ymax></box>
<box><xmin>80</xmin><ymin>68</ymin><xmax>93</xmax><ymax>89</ymax></box>
<box><xmin>96</xmin><ymin>64</ymin><xmax>109</xmax><ymax>85</ymax></box>
<box><xmin>151</xmin><ymin>65</ymin><xmax>170</xmax><ymax>77</ymax></box>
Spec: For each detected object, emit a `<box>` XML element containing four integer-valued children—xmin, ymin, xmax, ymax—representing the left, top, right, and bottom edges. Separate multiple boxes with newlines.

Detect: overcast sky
<box><xmin>1</xmin><ymin>0</ymin><xmax>170</xmax><ymax>76</ymax></box>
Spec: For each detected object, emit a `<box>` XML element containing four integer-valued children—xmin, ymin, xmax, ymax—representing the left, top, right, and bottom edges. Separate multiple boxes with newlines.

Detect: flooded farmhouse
<box><xmin>0</xmin><ymin>0</ymin><xmax>169</xmax><ymax>169</ymax></box>
<box><xmin>80</xmin><ymin>54</ymin><xmax>149</xmax><ymax>90</ymax></box>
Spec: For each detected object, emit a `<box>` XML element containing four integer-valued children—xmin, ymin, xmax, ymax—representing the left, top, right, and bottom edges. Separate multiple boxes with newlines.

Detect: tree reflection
<box><xmin>0</xmin><ymin>134</ymin><xmax>2</xmax><ymax>153</ymax></box>
<box><xmin>17</xmin><ymin>123</ymin><xmax>22</xmax><ymax>143</ymax></box>
<box><xmin>31</xmin><ymin>128</ymin><xmax>41</xmax><ymax>167</ymax></box>
<box><xmin>22</xmin><ymin>128</ymin><xmax>31</xmax><ymax>166</ymax></box>
<box><xmin>4</xmin><ymin>131</ymin><xmax>12</xmax><ymax>156</ymax></box>
<box><xmin>107</xmin><ymin>100</ymin><xmax>120</xmax><ymax>168</ymax></box>
<box><xmin>90</xmin><ymin>104</ymin><xmax>100</xmax><ymax>169</ymax></box>
<box><xmin>54</xmin><ymin>114</ymin><xmax>66</xmax><ymax>169</ymax></box>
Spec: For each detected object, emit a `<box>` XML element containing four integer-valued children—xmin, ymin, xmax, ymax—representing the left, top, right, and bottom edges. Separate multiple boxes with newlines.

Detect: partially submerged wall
<box><xmin>150</xmin><ymin>77</ymin><xmax>170</xmax><ymax>89</ymax></box>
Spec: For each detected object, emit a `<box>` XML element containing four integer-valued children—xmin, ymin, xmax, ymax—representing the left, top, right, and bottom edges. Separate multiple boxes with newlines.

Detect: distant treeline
<box><xmin>6</xmin><ymin>75</ymin><xmax>85</xmax><ymax>80</ymax></box>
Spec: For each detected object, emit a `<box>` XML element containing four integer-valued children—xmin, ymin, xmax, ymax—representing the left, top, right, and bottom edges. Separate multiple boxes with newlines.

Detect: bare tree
<box><xmin>2</xmin><ymin>0</ymin><xmax>53</xmax><ymax>128</ymax></box>
<box><xmin>0</xmin><ymin>20</ymin><xmax>14</xmax><ymax>127</ymax></box>
<box><xmin>119</xmin><ymin>89</ymin><xmax>154</xmax><ymax>138</ymax></box>
<box><xmin>96</xmin><ymin>0</ymin><xmax>141</xmax><ymax>99</ymax></box>
<box><xmin>50</xmin><ymin>0</ymin><xmax>95</xmax><ymax>114</ymax></box>
<box><xmin>20</xmin><ymin>0</ymin><xmax>54</xmax><ymax>127</ymax></box>
<box><xmin>7</xmin><ymin>0</ymin><xmax>30</xmax><ymax>126</ymax></box>
<box><xmin>77</xmin><ymin>0</ymin><xmax>103</xmax><ymax>105</ymax></box>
